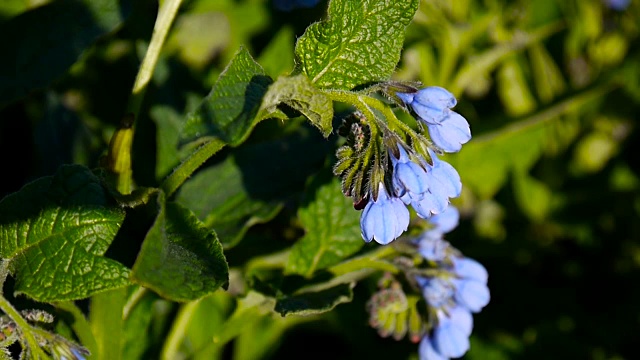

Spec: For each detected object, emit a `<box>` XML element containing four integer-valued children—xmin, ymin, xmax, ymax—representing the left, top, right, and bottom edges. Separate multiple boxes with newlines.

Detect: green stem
<box><xmin>106</xmin><ymin>0</ymin><xmax>183</xmax><ymax>195</ymax></box>
<box><xmin>161</xmin><ymin>300</ymin><xmax>200</xmax><ymax>360</ymax></box>
<box><xmin>128</xmin><ymin>0</ymin><xmax>183</xmax><ymax>118</ymax></box>
<box><xmin>328</xmin><ymin>245</ymin><xmax>399</xmax><ymax>276</ymax></box>
<box><xmin>0</xmin><ymin>263</ymin><xmax>48</xmax><ymax>359</ymax></box>
<box><xmin>122</xmin><ymin>286</ymin><xmax>148</xmax><ymax>320</ymax></box>
<box><xmin>161</xmin><ymin>138</ymin><xmax>226</xmax><ymax>197</ymax></box>
<box><xmin>324</xmin><ymin>90</ymin><xmax>381</xmax><ymax>138</ymax></box>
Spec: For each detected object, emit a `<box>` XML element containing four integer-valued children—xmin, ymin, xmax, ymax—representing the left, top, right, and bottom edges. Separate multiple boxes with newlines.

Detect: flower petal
<box><xmin>414</xmin><ymin>86</ymin><xmax>457</xmax><ymax>110</ymax></box>
<box><xmin>452</xmin><ymin>257</ymin><xmax>489</xmax><ymax>284</ymax></box>
<box><xmin>453</xmin><ymin>279</ymin><xmax>490</xmax><ymax>313</ymax></box>
<box><xmin>419</xmin><ymin>336</ymin><xmax>448</xmax><ymax>360</ymax></box>
<box><xmin>433</xmin><ymin>320</ymin><xmax>470</xmax><ymax>358</ymax></box>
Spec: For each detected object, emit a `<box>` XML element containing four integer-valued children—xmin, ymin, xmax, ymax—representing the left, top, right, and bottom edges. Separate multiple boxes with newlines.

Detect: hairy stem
<box><xmin>161</xmin><ymin>138</ymin><xmax>226</xmax><ymax>197</ymax></box>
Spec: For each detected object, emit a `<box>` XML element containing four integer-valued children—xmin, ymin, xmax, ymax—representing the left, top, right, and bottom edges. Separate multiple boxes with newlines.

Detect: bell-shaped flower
<box><xmin>391</xmin><ymin>147</ymin><xmax>429</xmax><ymax>204</ymax></box>
<box><xmin>442</xmin><ymin>306</ymin><xmax>474</xmax><ymax>336</ymax></box>
<box><xmin>426</xmin><ymin>205</ymin><xmax>460</xmax><ymax>235</ymax></box>
<box><xmin>419</xmin><ymin>336</ymin><xmax>448</xmax><ymax>360</ymax></box>
<box><xmin>397</xmin><ymin>87</ymin><xmax>457</xmax><ymax>125</ymax></box>
<box><xmin>412</xmin><ymin>191</ymin><xmax>449</xmax><ymax>219</ymax></box>
<box><xmin>425</xmin><ymin>149</ymin><xmax>462</xmax><ymax>199</ymax></box>
<box><xmin>417</xmin><ymin>276</ymin><xmax>454</xmax><ymax>309</ymax></box>
<box><xmin>360</xmin><ymin>183</ymin><xmax>410</xmax><ymax>245</ymax></box>
<box><xmin>432</xmin><ymin>316</ymin><xmax>471</xmax><ymax>358</ymax></box>
<box><xmin>416</xmin><ymin>231</ymin><xmax>450</xmax><ymax>262</ymax></box>
<box><xmin>397</xmin><ymin>86</ymin><xmax>471</xmax><ymax>153</ymax></box>
<box><xmin>452</xmin><ymin>278</ymin><xmax>490</xmax><ymax>313</ymax></box>
<box><xmin>426</xmin><ymin>112</ymin><xmax>472</xmax><ymax>153</ymax></box>
<box><xmin>452</xmin><ymin>257</ymin><xmax>488</xmax><ymax>284</ymax></box>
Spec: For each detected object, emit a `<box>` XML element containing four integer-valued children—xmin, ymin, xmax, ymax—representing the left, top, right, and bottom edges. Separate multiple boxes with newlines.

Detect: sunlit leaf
<box><xmin>0</xmin><ymin>165</ymin><xmax>130</xmax><ymax>301</ymax></box>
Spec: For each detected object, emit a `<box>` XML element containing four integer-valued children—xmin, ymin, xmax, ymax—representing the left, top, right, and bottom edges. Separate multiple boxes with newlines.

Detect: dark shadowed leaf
<box><xmin>0</xmin><ymin>0</ymin><xmax>127</xmax><ymax>106</ymax></box>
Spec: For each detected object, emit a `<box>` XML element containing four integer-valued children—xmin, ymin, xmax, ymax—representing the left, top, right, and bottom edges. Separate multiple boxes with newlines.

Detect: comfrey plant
<box><xmin>0</xmin><ymin>0</ymin><xmax>493</xmax><ymax>358</ymax></box>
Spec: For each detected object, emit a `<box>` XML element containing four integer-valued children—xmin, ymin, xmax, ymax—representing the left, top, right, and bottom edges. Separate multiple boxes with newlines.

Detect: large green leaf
<box><xmin>0</xmin><ymin>0</ymin><xmax>127</xmax><ymax>106</ymax></box>
<box><xmin>0</xmin><ymin>165</ymin><xmax>130</xmax><ymax>301</ymax></box>
<box><xmin>258</xmin><ymin>74</ymin><xmax>333</xmax><ymax>137</ymax></box>
<box><xmin>131</xmin><ymin>191</ymin><xmax>229</xmax><ymax>302</ymax></box>
<box><xmin>295</xmin><ymin>0</ymin><xmax>419</xmax><ymax>90</ymax></box>
<box><xmin>176</xmin><ymin>127</ymin><xmax>331</xmax><ymax>248</ymax></box>
<box><xmin>180</xmin><ymin>47</ymin><xmax>273</xmax><ymax>146</ymax></box>
<box><xmin>285</xmin><ymin>178</ymin><xmax>362</xmax><ymax>277</ymax></box>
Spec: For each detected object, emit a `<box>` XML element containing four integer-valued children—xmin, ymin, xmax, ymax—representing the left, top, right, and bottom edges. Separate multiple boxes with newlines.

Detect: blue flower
<box><xmin>417</xmin><ymin>276</ymin><xmax>454</xmax><ymax>308</ymax></box>
<box><xmin>416</xmin><ymin>231</ymin><xmax>450</xmax><ymax>262</ymax></box>
<box><xmin>397</xmin><ymin>87</ymin><xmax>471</xmax><ymax>153</ymax></box>
<box><xmin>432</xmin><ymin>318</ymin><xmax>470</xmax><ymax>358</ymax></box>
<box><xmin>360</xmin><ymin>183</ymin><xmax>410</xmax><ymax>245</ymax></box>
<box><xmin>425</xmin><ymin>149</ymin><xmax>462</xmax><ymax>199</ymax></box>
<box><xmin>419</xmin><ymin>336</ymin><xmax>448</xmax><ymax>360</ymax></box>
<box><xmin>411</xmin><ymin>151</ymin><xmax>461</xmax><ymax>219</ymax></box>
<box><xmin>452</xmin><ymin>278</ymin><xmax>490</xmax><ymax>313</ymax></box>
<box><xmin>426</xmin><ymin>205</ymin><xmax>460</xmax><ymax>236</ymax></box>
<box><xmin>391</xmin><ymin>146</ymin><xmax>430</xmax><ymax>204</ymax></box>
<box><xmin>452</xmin><ymin>257</ymin><xmax>488</xmax><ymax>283</ymax></box>
<box><xmin>419</xmin><ymin>306</ymin><xmax>474</xmax><ymax>360</ymax></box>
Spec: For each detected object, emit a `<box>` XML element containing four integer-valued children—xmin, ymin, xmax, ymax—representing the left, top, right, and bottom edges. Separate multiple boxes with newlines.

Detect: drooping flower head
<box><xmin>397</xmin><ymin>87</ymin><xmax>472</xmax><ymax>153</ymax></box>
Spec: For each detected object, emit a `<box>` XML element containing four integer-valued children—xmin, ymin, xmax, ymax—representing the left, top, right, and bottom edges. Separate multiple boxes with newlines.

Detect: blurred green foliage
<box><xmin>1</xmin><ymin>0</ymin><xmax>639</xmax><ymax>359</ymax></box>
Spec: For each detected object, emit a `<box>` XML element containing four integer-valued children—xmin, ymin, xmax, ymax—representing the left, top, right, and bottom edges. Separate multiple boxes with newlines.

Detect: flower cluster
<box><xmin>360</xmin><ymin>86</ymin><xmax>471</xmax><ymax>245</ymax></box>
<box><xmin>414</xmin><ymin>207</ymin><xmax>490</xmax><ymax>359</ymax></box>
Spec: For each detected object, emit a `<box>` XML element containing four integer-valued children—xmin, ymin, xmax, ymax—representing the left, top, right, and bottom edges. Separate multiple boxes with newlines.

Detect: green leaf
<box><xmin>0</xmin><ymin>165</ymin><xmax>130</xmax><ymax>301</ymax></box>
<box><xmin>0</xmin><ymin>0</ymin><xmax>126</xmax><ymax>106</ymax></box>
<box><xmin>512</xmin><ymin>169</ymin><xmax>552</xmax><ymax>221</ymax></box>
<box><xmin>258</xmin><ymin>74</ymin><xmax>333</xmax><ymax>137</ymax></box>
<box><xmin>131</xmin><ymin>191</ymin><xmax>229</xmax><ymax>302</ymax></box>
<box><xmin>529</xmin><ymin>43</ymin><xmax>566</xmax><ymax>103</ymax></box>
<box><xmin>274</xmin><ymin>282</ymin><xmax>354</xmax><ymax>317</ymax></box>
<box><xmin>176</xmin><ymin>127</ymin><xmax>331</xmax><ymax>248</ymax></box>
<box><xmin>295</xmin><ymin>0</ymin><xmax>419</xmax><ymax>90</ymax></box>
<box><xmin>497</xmin><ymin>55</ymin><xmax>537</xmax><ymax>116</ymax></box>
<box><xmin>180</xmin><ymin>47</ymin><xmax>273</xmax><ymax>146</ymax></box>
<box><xmin>286</xmin><ymin>178</ymin><xmax>362</xmax><ymax>277</ymax></box>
